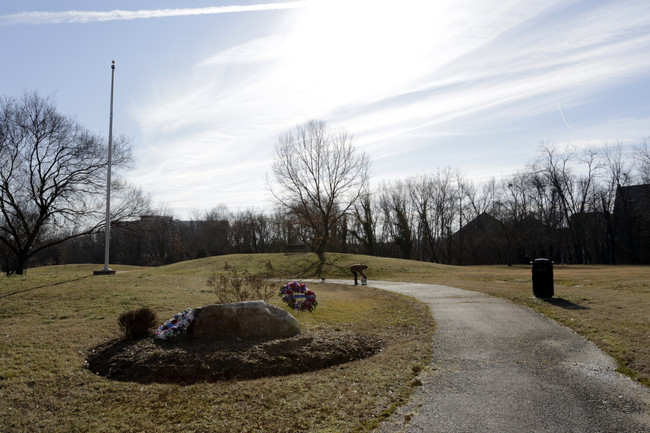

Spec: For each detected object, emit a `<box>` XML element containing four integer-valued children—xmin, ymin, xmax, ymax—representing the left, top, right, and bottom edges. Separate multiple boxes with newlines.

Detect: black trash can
<box><xmin>532</xmin><ymin>258</ymin><xmax>554</xmax><ymax>298</ymax></box>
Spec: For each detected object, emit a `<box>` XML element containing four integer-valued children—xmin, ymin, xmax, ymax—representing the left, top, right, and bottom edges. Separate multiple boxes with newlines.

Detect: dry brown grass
<box><xmin>1</xmin><ymin>254</ymin><xmax>647</xmax><ymax>432</ymax></box>
<box><xmin>0</xmin><ymin>263</ymin><xmax>433</xmax><ymax>432</ymax></box>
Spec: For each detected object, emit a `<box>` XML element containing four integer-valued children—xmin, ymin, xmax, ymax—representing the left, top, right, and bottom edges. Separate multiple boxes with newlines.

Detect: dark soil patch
<box><xmin>86</xmin><ymin>330</ymin><xmax>383</xmax><ymax>384</ymax></box>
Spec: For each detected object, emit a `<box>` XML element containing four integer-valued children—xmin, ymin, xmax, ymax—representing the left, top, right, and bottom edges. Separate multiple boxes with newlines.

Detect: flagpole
<box><xmin>95</xmin><ymin>60</ymin><xmax>117</xmax><ymax>276</ymax></box>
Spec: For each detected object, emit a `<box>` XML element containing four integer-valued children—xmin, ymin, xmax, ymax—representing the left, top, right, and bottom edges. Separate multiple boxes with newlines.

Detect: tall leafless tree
<box><xmin>407</xmin><ymin>175</ymin><xmax>437</xmax><ymax>262</ymax></box>
<box><xmin>378</xmin><ymin>180</ymin><xmax>414</xmax><ymax>259</ymax></box>
<box><xmin>268</xmin><ymin>120</ymin><xmax>370</xmax><ymax>262</ymax></box>
<box><xmin>0</xmin><ymin>92</ymin><xmax>149</xmax><ymax>275</ymax></box>
<box><xmin>493</xmin><ymin>171</ymin><xmax>535</xmax><ymax>265</ymax></box>
<box><xmin>594</xmin><ymin>143</ymin><xmax>633</xmax><ymax>263</ymax></box>
<box><xmin>431</xmin><ymin>168</ymin><xmax>459</xmax><ymax>263</ymax></box>
<box><xmin>349</xmin><ymin>191</ymin><xmax>377</xmax><ymax>255</ymax></box>
<box><xmin>533</xmin><ymin>144</ymin><xmax>600</xmax><ymax>263</ymax></box>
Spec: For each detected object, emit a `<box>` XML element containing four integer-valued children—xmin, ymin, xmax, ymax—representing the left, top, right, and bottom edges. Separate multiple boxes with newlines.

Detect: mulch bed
<box><xmin>86</xmin><ymin>330</ymin><xmax>383</xmax><ymax>384</ymax></box>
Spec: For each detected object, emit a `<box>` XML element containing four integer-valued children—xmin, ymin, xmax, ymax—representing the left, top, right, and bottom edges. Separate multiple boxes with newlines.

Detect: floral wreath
<box><xmin>155</xmin><ymin>308</ymin><xmax>196</xmax><ymax>340</ymax></box>
<box><xmin>279</xmin><ymin>281</ymin><xmax>318</xmax><ymax>313</ymax></box>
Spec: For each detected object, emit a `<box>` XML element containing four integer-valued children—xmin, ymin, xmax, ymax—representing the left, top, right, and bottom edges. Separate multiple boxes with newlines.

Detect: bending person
<box><xmin>349</xmin><ymin>264</ymin><xmax>368</xmax><ymax>286</ymax></box>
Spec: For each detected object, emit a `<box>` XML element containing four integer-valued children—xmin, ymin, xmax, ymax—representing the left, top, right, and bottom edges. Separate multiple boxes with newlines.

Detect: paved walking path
<box><xmin>311</xmin><ymin>280</ymin><xmax>650</xmax><ymax>432</ymax></box>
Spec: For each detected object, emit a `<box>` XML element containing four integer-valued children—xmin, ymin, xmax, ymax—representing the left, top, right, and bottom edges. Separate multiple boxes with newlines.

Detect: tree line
<box><xmin>2</xmin><ymin>93</ymin><xmax>649</xmax><ymax>274</ymax></box>
<box><xmin>366</xmin><ymin>141</ymin><xmax>649</xmax><ymax>265</ymax></box>
<box><xmin>33</xmin><ymin>140</ymin><xmax>650</xmax><ymax>268</ymax></box>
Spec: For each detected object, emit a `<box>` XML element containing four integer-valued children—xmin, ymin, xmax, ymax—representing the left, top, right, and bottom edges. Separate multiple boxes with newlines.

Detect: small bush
<box><xmin>118</xmin><ymin>307</ymin><xmax>158</xmax><ymax>340</ymax></box>
<box><xmin>207</xmin><ymin>261</ymin><xmax>275</xmax><ymax>304</ymax></box>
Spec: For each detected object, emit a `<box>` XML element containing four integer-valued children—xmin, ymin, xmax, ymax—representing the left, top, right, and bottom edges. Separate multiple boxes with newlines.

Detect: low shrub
<box><xmin>118</xmin><ymin>307</ymin><xmax>158</xmax><ymax>340</ymax></box>
<box><xmin>207</xmin><ymin>261</ymin><xmax>275</xmax><ymax>303</ymax></box>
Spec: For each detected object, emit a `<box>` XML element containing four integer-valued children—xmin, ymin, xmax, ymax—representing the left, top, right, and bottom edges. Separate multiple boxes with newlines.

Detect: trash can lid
<box><xmin>533</xmin><ymin>258</ymin><xmax>552</xmax><ymax>263</ymax></box>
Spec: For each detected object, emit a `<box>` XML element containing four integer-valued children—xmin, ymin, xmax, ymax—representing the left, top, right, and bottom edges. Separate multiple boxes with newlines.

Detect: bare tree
<box><xmin>463</xmin><ymin>177</ymin><xmax>497</xmax><ymax>221</ymax></box>
<box><xmin>349</xmin><ymin>191</ymin><xmax>377</xmax><ymax>255</ymax></box>
<box><xmin>407</xmin><ymin>175</ymin><xmax>437</xmax><ymax>262</ymax></box>
<box><xmin>533</xmin><ymin>144</ymin><xmax>601</xmax><ymax>263</ymax></box>
<box><xmin>493</xmin><ymin>171</ymin><xmax>536</xmax><ymax>265</ymax></box>
<box><xmin>268</xmin><ymin>120</ymin><xmax>370</xmax><ymax>261</ymax></box>
<box><xmin>634</xmin><ymin>139</ymin><xmax>650</xmax><ymax>184</ymax></box>
<box><xmin>228</xmin><ymin>208</ymin><xmax>275</xmax><ymax>254</ymax></box>
<box><xmin>379</xmin><ymin>180</ymin><xmax>414</xmax><ymax>259</ymax></box>
<box><xmin>0</xmin><ymin>92</ymin><xmax>148</xmax><ymax>275</ymax></box>
<box><xmin>431</xmin><ymin>168</ymin><xmax>458</xmax><ymax>264</ymax></box>
<box><xmin>593</xmin><ymin>143</ymin><xmax>633</xmax><ymax>263</ymax></box>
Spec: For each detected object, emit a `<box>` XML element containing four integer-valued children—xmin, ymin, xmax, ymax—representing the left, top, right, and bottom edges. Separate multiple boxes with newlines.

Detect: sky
<box><xmin>2</xmin><ymin>0</ymin><xmax>650</xmax><ymax>219</ymax></box>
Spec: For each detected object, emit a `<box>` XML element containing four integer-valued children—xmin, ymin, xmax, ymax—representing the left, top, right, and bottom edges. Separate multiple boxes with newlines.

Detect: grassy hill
<box><xmin>0</xmin><ymin>253</ymin><xmax>647</xmax><ymax>432</ymax></box>
<box><xmin>158</xmin><ymin>252</ymin><xmax>446</xmax><ymax>279</ymax></box>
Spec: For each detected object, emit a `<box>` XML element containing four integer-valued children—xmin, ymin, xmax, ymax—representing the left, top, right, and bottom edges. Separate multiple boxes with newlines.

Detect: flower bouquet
<box><xmin>155</xmin><ymin>308</ymin><xmax>196</xmax><ymax>340</ymax></box>
<box><xmin>279</xmin><ymin>281</ymin><xmax>318</xmax><ymax>313</ymax></box>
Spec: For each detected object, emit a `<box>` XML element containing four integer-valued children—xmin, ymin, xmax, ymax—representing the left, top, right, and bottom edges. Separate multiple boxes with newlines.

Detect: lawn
<box><xmin>0</xmin><ymin>260</ymin><xmax>433</xmax><ymax>432</ymax></box>
<box><xmin>1</xmin><ymin>253</ymin><xmax>647</xmax><ymax>432</ymax></box>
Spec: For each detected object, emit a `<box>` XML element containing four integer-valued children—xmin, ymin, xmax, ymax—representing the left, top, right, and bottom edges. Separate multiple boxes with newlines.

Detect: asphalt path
<box><xmin>310</xmin><ymin>279</ymin><xmax>650</xmax><ymax>433</ymax></box>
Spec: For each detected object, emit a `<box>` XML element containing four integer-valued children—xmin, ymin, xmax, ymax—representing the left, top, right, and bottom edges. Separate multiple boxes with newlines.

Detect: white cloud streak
<box><xmin>122</xmin><ymin>0</ymin><xmax>650</xmax><ymax>215</ymax></box>
<box><xmin>0</xmin><ymin>1</ymin><xmax>309</xmax><ymax>25</ymax></box>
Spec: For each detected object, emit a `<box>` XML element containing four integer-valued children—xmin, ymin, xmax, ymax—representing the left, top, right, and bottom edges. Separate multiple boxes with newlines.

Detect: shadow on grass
<box><xmin>542</xmin><ymin>297</ymin><xmax>589</xmax><ymax>310</ymax></box>
<box><xmin>294</xmin><ymin>257</ymin><xmax>321</xmax><ymax>278</ymax></box>
<box><xmin>0</xmin><ymin>276</ymin><xmax>91</xmax><ymax>299</ymax></box>
<box><xmin>294</xmin><ymin>254</ymin><xmax>353</xmax><ymax>279</ymax></box>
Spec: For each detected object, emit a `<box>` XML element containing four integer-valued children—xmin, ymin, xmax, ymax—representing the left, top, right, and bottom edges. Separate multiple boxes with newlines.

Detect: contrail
<box><xmin>0</xmin><ymin>1</ymin><xmax>309</xmax><ymax>26</ymax></box>
<box><xmin>556</xmin><ymin>100</ymin><xmax>579</xmax><ymax>132</ymax></box>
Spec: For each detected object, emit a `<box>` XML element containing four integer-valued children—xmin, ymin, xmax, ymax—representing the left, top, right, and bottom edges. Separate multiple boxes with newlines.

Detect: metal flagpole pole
<box><xmin>95</xmin><ymin>60</ymin><xmax>117</xmax><ymax>275</ymax></box>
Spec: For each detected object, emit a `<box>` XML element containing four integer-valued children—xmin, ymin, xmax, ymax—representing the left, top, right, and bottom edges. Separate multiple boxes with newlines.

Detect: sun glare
<box><xmin>278</xmin><ymin>0</ymin><xmax>445</xmax><ymax>106</ymax></box>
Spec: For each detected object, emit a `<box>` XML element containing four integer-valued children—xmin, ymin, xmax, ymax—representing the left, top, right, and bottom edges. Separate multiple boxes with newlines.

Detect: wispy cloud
<box><xmin>0</xmin><ymin>1</ymin><xmax>309</xmax><ymax>26</ymax></box>
<box><xmin>135</xmin><ymin>0</ymin><xmax>650</xmax><ymax>154</ymax></box>
<box><xmin>126</xmin><ymin>0</ymin><xmax>650</xmax><ymax>215</ymax></box>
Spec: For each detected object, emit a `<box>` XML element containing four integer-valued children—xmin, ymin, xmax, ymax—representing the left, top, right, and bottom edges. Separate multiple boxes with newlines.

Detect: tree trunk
<box><xmin>315</xmin><ymin>249</ymin><xmax>326</xmax><ymax>277</ymax></box>
<box><xmin>6</xmin><ymin>251</ymin><xmax>28</xmax><ymax>276</ymax></box>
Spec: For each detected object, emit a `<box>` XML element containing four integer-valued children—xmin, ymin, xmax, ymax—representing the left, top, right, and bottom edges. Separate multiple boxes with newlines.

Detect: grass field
<box><xmin>0</xmin><ymin>253</ymin><xmax>647</xmax><ymax>432</ymax></box>
<box><xmin>0</xmin><ymin>259</ymin><xmax>433</xmax><ymax>432</ymax></box>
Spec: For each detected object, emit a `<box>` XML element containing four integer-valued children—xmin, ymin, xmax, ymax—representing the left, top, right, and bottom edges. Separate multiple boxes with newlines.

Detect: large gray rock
<box><xmin>190</xmin><ymin>301</ymin><xmax>300</xmax><ymax>340</ymax></box>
